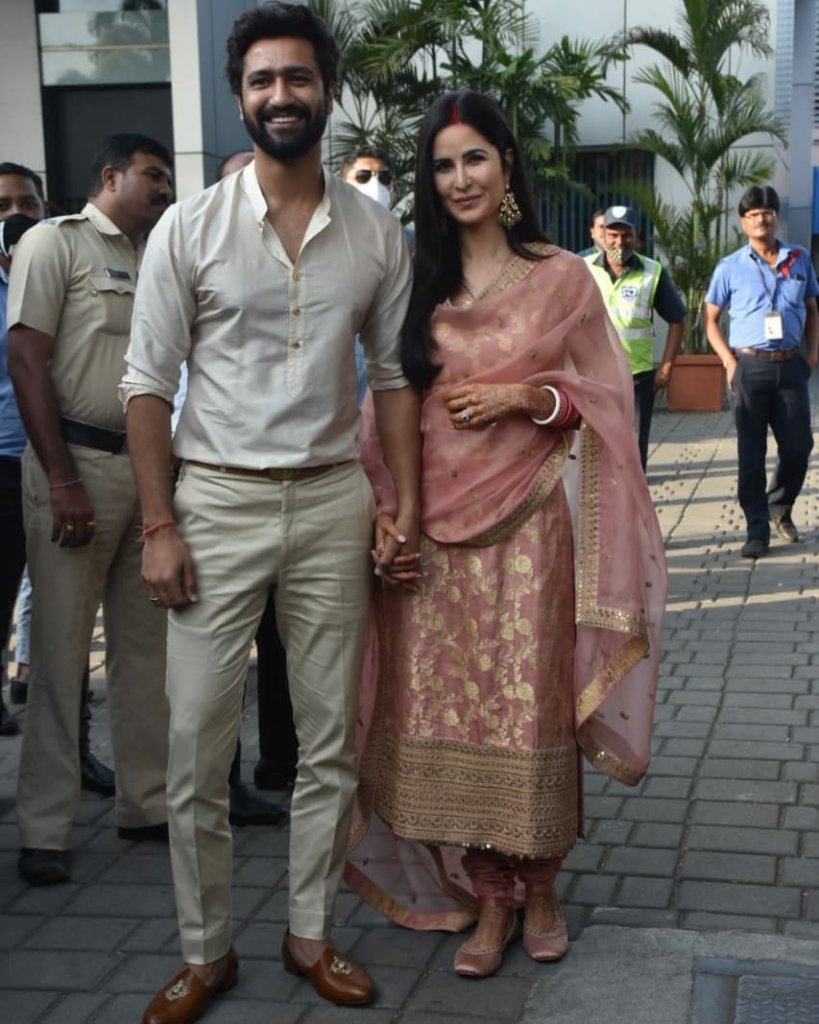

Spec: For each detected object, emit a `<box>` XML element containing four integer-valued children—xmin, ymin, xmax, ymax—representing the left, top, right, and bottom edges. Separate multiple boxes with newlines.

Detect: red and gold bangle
<box><xmin>140</xmin><ymin>519</ymin><xmax>176</xmax><ymax>542</ymax></box>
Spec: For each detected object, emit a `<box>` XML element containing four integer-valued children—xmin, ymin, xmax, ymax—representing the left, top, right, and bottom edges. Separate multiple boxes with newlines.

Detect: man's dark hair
<box><xmin>340</xmin><ymin>146</ymin><xmax>394</xmax><ymax>177</ymax></box>
<box><xmin>225</xmin><ymin>2</ymin><xmax>339</xmax><ymax>96</ymax></box>
<box><xmin>0</xmin><ymin>162</ymin><xmax>45</xmax><ymax>201</ymax></box>
<box><xmin>738</xmin><ymin>185</ymin><xmax>779</xmax><ymax>217</ymax></box>
<box><xmin>590</xmin><ymin>208</ymin><xmax>605</xmax><ymax>224</ymax></box>
<box><xmin>88</xmin><ymin>133</ymin><xmax>171</xmax><ymax>196</ymax></box>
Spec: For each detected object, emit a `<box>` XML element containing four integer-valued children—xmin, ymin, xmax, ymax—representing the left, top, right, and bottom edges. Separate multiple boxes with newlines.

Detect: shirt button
<box><xmin>293</xmin><ymin>307</ymin><xmax>301</xmax><ymax>316</ymax></box>
<box><xmin>291</xmin><ymin>341</ymin><xmax>301</xmax><ymax>349</ymax></box>
<box><xmin>293</xmin><ymin>272</ymin><xmax>300</xmax><ymax>281</ymax></box>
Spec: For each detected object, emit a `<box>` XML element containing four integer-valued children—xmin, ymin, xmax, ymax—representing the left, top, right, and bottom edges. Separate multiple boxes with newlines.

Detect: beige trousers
<box><xmin>18</xmin><ymin>445</ymin><xmax>169</xmax><ymax>850</ymax></box>
<box><xmin>167</xmin><ymin>460</ymin><xmax>374</xmax><ymax>963</ymax></box>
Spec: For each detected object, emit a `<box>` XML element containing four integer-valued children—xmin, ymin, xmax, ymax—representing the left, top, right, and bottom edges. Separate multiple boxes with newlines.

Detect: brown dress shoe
<box><xmin>142</xmin><ymin>948</ymin><xmax>238</xmax><ymax>1024</ymax></box>
<box><xmin>282</xmin><ymin>930</ymin><xmax>374</xmax><ymax>1005</ymax></box>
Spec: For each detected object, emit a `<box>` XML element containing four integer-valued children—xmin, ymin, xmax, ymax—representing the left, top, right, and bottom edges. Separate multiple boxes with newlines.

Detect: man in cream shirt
<box><xmin>121</xmin><ymin>5</ymin><xmax>420</xmax><ymax>1022</ymax></box>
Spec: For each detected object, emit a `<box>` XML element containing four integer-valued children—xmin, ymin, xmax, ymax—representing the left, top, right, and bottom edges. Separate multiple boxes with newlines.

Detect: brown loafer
<box><xmin>142</xmin><ymin>948</ymin><xmax>238</xmax><ymax>1024</ymax></box>
<box><xmin>282</xmin><ymin>930</ymin><xmax>374</xmax><ymax>1005</ymax></box>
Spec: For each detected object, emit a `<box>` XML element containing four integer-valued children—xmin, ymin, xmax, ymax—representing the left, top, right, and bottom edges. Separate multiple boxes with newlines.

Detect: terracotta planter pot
<box><xmin>667</xmin><ymin>353</ymin><xmax>726</xmax><ymax>412</ymax></box>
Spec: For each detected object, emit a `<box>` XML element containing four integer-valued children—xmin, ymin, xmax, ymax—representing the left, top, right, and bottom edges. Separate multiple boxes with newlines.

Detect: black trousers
<box><xmin>732</xmin><ymin>352</ymin><xmax>813</xmax><ymax>540</ymax></box>
<box><xmin>228</xmin><ymin>590</ymin><xmax>297</xmax><ymax>785</ymax></box>
<box><xmin>633</xmin><ymin>370</ymin><xmax>656</xmax><ymax>473</ymax></box>
<box><xmin>0</xmin><ymin>457</ymin><xmax>26</xmax><ymax>680</ymax></box>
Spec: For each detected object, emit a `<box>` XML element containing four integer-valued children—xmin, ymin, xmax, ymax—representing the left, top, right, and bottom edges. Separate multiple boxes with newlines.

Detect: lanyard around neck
<box><xmin>751</xmin><ymin>250</ymin><xmax>781</xmax><ymax>310</ymax></box>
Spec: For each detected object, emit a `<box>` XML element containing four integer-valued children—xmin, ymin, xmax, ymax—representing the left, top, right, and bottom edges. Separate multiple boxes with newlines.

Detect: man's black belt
<box><xmin>60</xmin><ymin>417</ymin><xmax>128</xmax><ymax>454</ymax></box>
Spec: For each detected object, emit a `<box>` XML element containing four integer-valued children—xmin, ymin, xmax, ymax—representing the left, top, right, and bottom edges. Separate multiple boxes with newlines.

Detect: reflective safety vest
<box><xmin>585</xmin><ymin>254</ymin><xmax>662</xmax><ymax>374</ymax></box>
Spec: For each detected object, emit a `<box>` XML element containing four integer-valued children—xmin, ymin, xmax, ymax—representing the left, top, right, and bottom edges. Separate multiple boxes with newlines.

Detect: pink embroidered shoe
<box><xmin>454</xmin><ymin>903</ymin><xmax>519</xmax><ymax>978</ymax></box>
<box><xmin>523</xmin><ymin>887</ymin><xmax>568</xmax><ymax>962</ymax></box>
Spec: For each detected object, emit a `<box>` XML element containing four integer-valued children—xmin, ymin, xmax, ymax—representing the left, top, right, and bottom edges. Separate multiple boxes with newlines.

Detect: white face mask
<box><xmin>350</xmin><ymin>174</ymin><xmax>391</xmax><ymax>208</ymax></box>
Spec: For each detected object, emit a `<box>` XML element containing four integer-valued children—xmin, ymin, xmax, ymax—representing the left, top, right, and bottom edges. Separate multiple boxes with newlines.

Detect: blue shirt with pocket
<box><xmin>0</xmin><ymin>265</ymin><xmax>28</xmax><ymax>459</ymax></box>
<box><xmin>705</xmin><ymin>241</ymin><xmax>819</xmax><ymax>350</ymax></box>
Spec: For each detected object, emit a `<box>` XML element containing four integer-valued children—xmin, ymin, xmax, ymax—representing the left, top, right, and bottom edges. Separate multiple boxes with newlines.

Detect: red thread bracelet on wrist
<box><xmin>140</xmin><ymin>519</ymin><xmax>176</xmax><ymax>542</ymax></box>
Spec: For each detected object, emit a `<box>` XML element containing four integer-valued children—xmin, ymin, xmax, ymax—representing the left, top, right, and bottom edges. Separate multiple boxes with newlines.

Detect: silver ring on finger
<box><xmin>148</xmin><ymin>595</ymin><xmax>160</xmax><ymax>604</ymax></box>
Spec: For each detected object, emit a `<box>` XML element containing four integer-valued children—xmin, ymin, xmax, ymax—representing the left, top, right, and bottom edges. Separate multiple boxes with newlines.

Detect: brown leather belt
<box><xmin>735</xmin><ymin>347</ymin><xmax>799</xmax><ymax>362</ymax></box>
<box><xmin>186</xmin><ymin>459</ymin><xmax>352</xmax><ymax>481</ymax></box>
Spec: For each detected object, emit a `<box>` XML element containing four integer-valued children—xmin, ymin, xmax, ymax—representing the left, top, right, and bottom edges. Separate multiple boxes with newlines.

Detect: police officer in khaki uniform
<box><xmin>7</xmin><ymin>134</ymin><xmax>174</xmax><ymax>886</ymax></box>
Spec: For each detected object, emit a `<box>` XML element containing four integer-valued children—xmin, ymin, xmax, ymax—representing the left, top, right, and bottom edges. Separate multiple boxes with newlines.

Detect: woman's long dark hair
<box><xmin>402</xmin><ymin>90</ymin><xmax>550</xmax><ymax>390</ymax></box>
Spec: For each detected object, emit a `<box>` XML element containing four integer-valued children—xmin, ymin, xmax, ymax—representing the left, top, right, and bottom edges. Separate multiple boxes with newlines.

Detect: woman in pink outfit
<box><xmin>347</xmin><ymin>90</ymin><xmax>666</xmax><ymax>978</ymax></box>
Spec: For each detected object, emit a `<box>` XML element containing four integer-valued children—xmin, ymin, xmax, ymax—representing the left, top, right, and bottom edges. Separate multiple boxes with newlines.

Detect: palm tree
<box><xmin>621</xmin><ymin>0</ymin><xmax>786</xmax><ymax>350</ymax></box>
<box><xmin>310</xmin><ymin>0</ymin><xmax>626</xmax><ymax>226</ymax></box>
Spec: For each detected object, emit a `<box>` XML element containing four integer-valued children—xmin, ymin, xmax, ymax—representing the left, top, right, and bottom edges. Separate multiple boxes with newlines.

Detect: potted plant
<box><xmin>620</xmin><ymin>0</ymin><xmax>785</xmax><ymax>411</ymax></box>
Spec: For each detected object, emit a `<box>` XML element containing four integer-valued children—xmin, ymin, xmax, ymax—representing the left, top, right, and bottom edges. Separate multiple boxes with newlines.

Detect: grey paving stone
<box><xmin>0</xmin><ymin>912</ymin><xmax>46</xmax><ymax>952</ymax></box>
<box><xmin>630</xmin><ymin>823</ymin><xmax>685</xmax><ymax>848</ymax></box>
<box><xmin>232</xmin><ymin>856</ymin><xmax>288</xmax><ymax>888</ymax></box>
<box><xmin>583</xmin><ymin>796</ymin><xmax>624</xmax><ymax>819</ymax></box>
<box><xmin>644</xmin><ymin>755</ymin><xmax>699</xmax><ymax>776</ymax></box>
<box><xmin>570</xmin><ymin>873</ymin><xmax>618</xmax><ymax>906</ymax></box>
<box><xmin>0</xmin><ymin>949</ymin><xmax>119</xmax><ymax>991</ymax></box>
<box><xmin>253</xmin><ymin>889</ymin><xmax>290</xmax><ymax>922</ymax></box>
<box><xmin>351</xmin><ymin>926</ymin><xmax>443</xmax><ymax>967</ymax></box>
<box><xmin>301</xmin><ymin>1008</ymin><xmax>395</xmax><ymax>1024</ymax></box>
<box><xmin>234</xmin><ymin>829</ymin><xmax>290</xmax><ymax>858</ymax></box>
<box><xmin>697</xmin><ymin>759</ymin><xmax>780</xmax><ymax>780</ymax></box>
<box><xmin>689</xmin><ymin>801</ymin><xmax>779</xmax><ymax>828</ymax></box>
<box><xmin>23</xmin><ymin>914</ymin><xmax>138</xmax><ymax>951</ymax></box>
<box><xmin>620</xmin><ymin>798</ymin><xmax>688</xmax><ymax>823</ymax></box>
<box><xmin>7</xmin><ymin>883</ymin><xmax>83</xmax><ymax>917</ymax></box>
<box><xmin>0</xmin><ymin>990</ymin><xmax>58</xmax><ymax>1022</ymax></box>
<box><xmin>590</xmin><ymin>907</ymin><xmax>678</xmax><ymax>929</ymax></box>
<box><xmin>677</xmin><ymin>881</ymin><xmax>800</xmax><ymax>918</ymax></box>
<box><xmin>653</xmin><ymin>721</ymin><xmax>712</xmax><ymax>738</ymax></box>
<box><xmin>219</xmin><ymin>955</ymin><xmax>298</xmax><ymax>1001</ymax></box>
<box><xmin>39</xmin><ymin>993</ymin><xmax>110</xmax><ymax>1023</ymax></box>
<box><xmin>230</xmin><ymin>887</ymin><xmax>272</xmax><ymax>921</ymax></box>
<box><xmin>781</xmin><ymin>858</ymin><xmax>819</xmax><ymax>887</ymax></box>
<box><xmin>601</xmin><ymin>847</ymin><xmax>677</xmax><ymax>877</ymax></box>
<box><xmin>233</xmin><ymin>920</ymin><xmax>287</xmax><ymax>959</ymax></box>
<box><xmin>563</xmin><ymin>843</ymin><xmax>604</xmax><ymax>872</ymax></box>
<box><xmin>119</xmin><ymin>917</ymin><xmax>180</xmax><ymax>953</ymax></box>
<box><xmin>680</xmin><ymin>912</ymin><xmax>777</xmax><ymax>933</ymax></box>
<box><xmin>692</xmin><ymin>778</ymin><xmax>797</xmax><ymax>803</ymax></box>
<box><xmin>718</xmin><ymin>707</ymin><xmax>807</xmax><ymax>726</ymax></box>
<box><xmin>783</xmin><ymin>805</ymin><xmax>819</xmax><ymax>830</ymax></box>
<box><xmin>97</xmin><ymin>854</ymin><xmax>173</xmax><ymax>886</ymax></box>
<box><xmin>680</xmin><ymin>851</ymin><xmax>776</xmax><ymax>884</ymax></box>
<box><xmin>642</xmin><ymin>777</ymin><xmax>693</xmax><ymax>799</ymax></box>
<box><xmin>686</xmin><ymin>825</ymin><xmax>798</xmax><ymax>856</ymax></box>
<box><xmin>588</xmin><ymin>820</ymin><xmax>633</xmax><ymax>845</ymax></box>
<box><xmin>408</xmin><ymin>971</ymin><xmax>530</xmax><ymax>1019</ymax></box>
<box><xmin>62</xmin><ymin>883</ymin><xmax>176</xmax><ymax>918</ymax></box>
<box><xmin>675</xmin><ymin>706</ymin><xmax>718</xmax><ymax>723</ymax></box>
<box><xmin>662</xmin><ymin>739</ymin><xmax>709</xmax><ymax>756</ymax></box>
<box><xmin>99</xmin><ymin>952</ymin><xmax>182</xmax><ymax>993</ymax></box>
<box><xmin>616</xmin><ymin>877</ymin><xmax>673</xmax><ymax>908</ymax></box>
<box><xmin>724</xmin><ymin>692</ymin><xmax>796</xmax><ymax>709</ymax></box>
<box><xmin>196</xmin><ymin>999</ymin><xmax>302</xmax><ymax>1023</ymax></box>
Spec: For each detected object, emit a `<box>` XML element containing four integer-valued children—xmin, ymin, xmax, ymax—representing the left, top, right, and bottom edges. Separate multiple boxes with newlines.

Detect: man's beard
<box><xmin>606</xmin><ymin>245</ymin><xmax>634</xmax><ymax>264</ymax></box>
<box><xmin>242</xmin><ymin>99</ymin><xmax>327</xmax><ymax>162</ymax></box>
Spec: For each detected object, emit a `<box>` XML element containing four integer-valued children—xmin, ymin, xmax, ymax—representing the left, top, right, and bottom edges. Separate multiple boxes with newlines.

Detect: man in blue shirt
<box><xmin>705</xmin><ymin>185</ymin><xmax>818</xmax><ymax>559</ymax></box>
<box><xmin>0</xmin><ymin>164</ymin><xmax>46</xmax><ymax>734</ymax></box>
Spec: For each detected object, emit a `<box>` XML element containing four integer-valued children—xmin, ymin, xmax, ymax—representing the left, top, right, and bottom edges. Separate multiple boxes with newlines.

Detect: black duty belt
<box><xmin>60</xmin><ymin>417</ymin><xmax>128</xmax><ymax>454</ymax></box>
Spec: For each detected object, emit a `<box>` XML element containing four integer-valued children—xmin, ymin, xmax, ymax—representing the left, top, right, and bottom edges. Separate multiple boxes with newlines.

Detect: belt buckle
<box><xmin>269</xmin><ymin>467</ymin><xmax>300</xmax><ymax>481</ymax></box>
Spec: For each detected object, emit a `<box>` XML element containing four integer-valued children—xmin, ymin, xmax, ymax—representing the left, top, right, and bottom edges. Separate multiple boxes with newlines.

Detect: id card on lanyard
<box><xmin>755</xmin><ymin>256</ymin><xmax>784</xmax><ymax>341</ymax></box>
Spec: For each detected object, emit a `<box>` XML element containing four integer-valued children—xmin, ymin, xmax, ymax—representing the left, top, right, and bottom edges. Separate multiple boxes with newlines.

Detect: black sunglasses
<box><xmin>353</xmin><ymin>168</ymin><xmax>393</xmax><ymax>186</ymax></box>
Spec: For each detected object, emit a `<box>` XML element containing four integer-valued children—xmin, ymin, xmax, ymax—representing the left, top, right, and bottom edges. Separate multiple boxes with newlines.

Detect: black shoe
<box><xmin>741</xmin><ymin>537</ymin><xmax>770</xmax><ymax>559</ymax></box>
<box><xmin>9</xmin><ymin>677</ymin><xmax>28</xmax><ymax>705</ymax></box>
<box><xmin>253</xmin><ymin>759</ymin><xmax>297</xmax><ymax>792</ymax></box>
<box><xmin>770</xmin><ymin>513</ymin><xmax>799</xmax><ymax>544</ymax></box>
<box><xmin>117</xmin><ymin>822</ymin><xmax>169</xmax><ymax>842</ymax></box>
<box><xmin>80</xmin><ymin>750</ymin><xmax>115</xmax><ymax>797</ymax></box>
<box><xmin>18</xmin><ymin>847</ymin><xmax>70</xmax><ymax>886</ymax></box>
<box><xmin>229</xmin><ymin>782</ymin><xmax>289</xmax><ymax>826</ymax></box>
<box><xmin>0</xmin><ymin>697</ymin><xmax>19</xmax><ymax>736</ymax></box>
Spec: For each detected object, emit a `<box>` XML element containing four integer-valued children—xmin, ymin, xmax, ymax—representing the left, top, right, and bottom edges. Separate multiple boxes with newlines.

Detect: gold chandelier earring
<box><xmin>498</xmin><ymin>186</ymin><xmax>522</xmax><ymax>229</ymax></box>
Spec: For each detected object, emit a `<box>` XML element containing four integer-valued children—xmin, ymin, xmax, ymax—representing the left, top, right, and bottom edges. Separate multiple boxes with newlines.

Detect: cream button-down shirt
<box><xmin>121</xmin><ymin>163</ymin><xmax>412</xmax><ymax>468</ymax></box>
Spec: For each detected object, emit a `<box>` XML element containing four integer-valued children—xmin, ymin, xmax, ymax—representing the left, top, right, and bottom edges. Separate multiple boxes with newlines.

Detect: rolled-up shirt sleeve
<box><xmin>120</xmin><ymin>206</ymin><xmax>195</xmax><ymax>411</ymax></box>
<box><xmin>358</xmin><ymin>217</ymin><xmax>412</xmax><ymax>392</ymax></box>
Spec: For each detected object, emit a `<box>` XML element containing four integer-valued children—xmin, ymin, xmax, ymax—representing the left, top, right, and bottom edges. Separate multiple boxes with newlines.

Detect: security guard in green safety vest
<box><xmin>585</xmin><ymin>205</ymin><xmax>687</xmax><ymax>471</ymax></box>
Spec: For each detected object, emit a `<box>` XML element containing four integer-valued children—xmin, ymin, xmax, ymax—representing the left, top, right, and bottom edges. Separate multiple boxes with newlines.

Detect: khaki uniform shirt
<box><xmin>121</xmin><ymin>165</ymin><xmax>412</xmax><ymax>469</ymax></box>
<box><xmin>7</xmin><ymin>203</ymin><xmax>143</xmax><ymax>431</ymax></box>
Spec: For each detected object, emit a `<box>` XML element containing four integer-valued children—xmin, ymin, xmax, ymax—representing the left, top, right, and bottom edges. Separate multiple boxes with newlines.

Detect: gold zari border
<box><xmin>575</xmin><ymin>635</ymin><xmax>648</xmax><ymax>724</ymax></box>
<box><xmin>578</xmin><ymin>731</ymin><xmax>645</xmax><ymax>786</ymax></box>
<box><xmin>371</xmin><ymin>733</ymin><xmax>578</xmax><ymax>860</ymax></box>
<box><xmin>575</xmin><ymin>426</ymin><xmax>649</xmax><ymax>641</ymax></box>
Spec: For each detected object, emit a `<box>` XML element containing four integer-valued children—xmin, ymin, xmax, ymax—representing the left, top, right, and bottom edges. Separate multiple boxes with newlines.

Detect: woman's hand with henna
<box><xmin>372</xmin><ymin>511</ymin><xmax>422</xmax><ymax>592</ymax></box>
<box><xmin>444</xmin><ymin>383</ymin><xmax>530</xmax><ymax>429</ymax></box>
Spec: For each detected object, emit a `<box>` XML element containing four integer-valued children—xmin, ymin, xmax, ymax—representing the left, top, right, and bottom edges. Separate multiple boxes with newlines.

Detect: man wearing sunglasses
<box><xmin>340</xmin><ymin>147</ymin><xmax>395</xmax><ymax>208</ymax></box>
<box><xmin>705</xmin><ymin>185</ymin><xmax>818</xmax><ymax>559</ymax></box>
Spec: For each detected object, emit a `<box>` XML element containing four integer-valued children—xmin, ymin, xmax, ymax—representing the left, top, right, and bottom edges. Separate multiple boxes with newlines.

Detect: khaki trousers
<box><xmin>18</xmin><ymin>445</ymin><xmax>169</xmax><ymax>850</ymax></box>
<box><xmin>167</xmin><ymin>461</ymin><xmax>374</xmax><ymax>963</ymax></box>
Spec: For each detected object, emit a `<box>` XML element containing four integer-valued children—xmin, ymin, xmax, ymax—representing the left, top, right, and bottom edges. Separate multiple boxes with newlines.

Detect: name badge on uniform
<box><xmin>764</xmin><ymin>311</ymin><xmax>784</xmax><ymax>341</ymax></box>
<box><xmin>105</xmin><ymin>268</ymin><xmax>131</xmax><ymax>280</ymax></box>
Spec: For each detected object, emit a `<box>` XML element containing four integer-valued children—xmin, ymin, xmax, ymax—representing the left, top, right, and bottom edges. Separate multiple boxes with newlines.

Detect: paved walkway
<box><xmin>1</xmin><ymin>382</ymin><xmax>818</xmax><ymax>1022</ymax></box>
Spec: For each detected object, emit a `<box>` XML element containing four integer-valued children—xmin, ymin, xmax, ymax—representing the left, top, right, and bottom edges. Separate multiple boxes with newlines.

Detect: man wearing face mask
<box><xmin>340</xmin><ymin>147</ymin><xmax>414</xmax><ymax>404</ymax></box>
<box><xmin>585</xmin><ymin>205</ymin><xmax>686</xmax><ymax>471</ymax></box>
